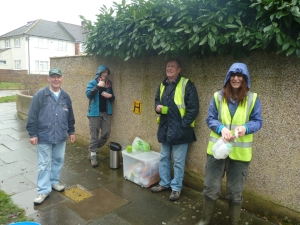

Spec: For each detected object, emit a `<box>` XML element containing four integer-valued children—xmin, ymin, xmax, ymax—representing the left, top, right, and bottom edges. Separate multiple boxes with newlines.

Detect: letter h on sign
<box><xmin>132</xmin><ymin>100</ymin><xmax>142</xmax><ymax>114</ymax></box>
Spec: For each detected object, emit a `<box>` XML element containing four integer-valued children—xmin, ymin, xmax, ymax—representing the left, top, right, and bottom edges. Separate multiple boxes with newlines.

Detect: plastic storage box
<box><xmin>122</xmin><ymin>150</ymin><xmax>160</xmax><ymax>187</ymax></box>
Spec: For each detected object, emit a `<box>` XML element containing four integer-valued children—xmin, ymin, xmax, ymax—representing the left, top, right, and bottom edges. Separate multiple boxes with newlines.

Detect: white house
<box><xmin>0</xmin><ymin>19</ymin><xmax>87</xmax><ymax>75</ymax></box>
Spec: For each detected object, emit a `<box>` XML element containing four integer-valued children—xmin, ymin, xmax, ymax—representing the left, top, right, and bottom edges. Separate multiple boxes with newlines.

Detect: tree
<box><xmin>81</xmin><ymin>0</ymin><xmax>300</xmax><ymax>60</ymax></box>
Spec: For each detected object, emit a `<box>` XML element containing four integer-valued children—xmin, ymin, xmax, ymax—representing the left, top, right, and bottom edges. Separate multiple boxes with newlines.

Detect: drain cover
<box><xmin>62</xmin><ymin>185</ymin><xmax>92</xmax><ymax>202</ymax></box>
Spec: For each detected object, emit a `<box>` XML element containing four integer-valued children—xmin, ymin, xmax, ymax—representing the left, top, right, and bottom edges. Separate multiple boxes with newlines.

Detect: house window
<box><xmin>14</xmin><ymin>60</ymin><xmax>21</xmax><ymax>69</ymax></box>
<box><xmin>5</xmin><ymin>39</ymin><xmax>10</xmax><ymax>48</ymax></box>
<box><xmin>80</xmin><ymin>43</ymin><xmax>85</xmax><ymax>52</ymax></box>
<box><xmin>0</xmin><ymin>60</ymin><xmax>6</xmax><ymax>65</ymax></box>
<box><xmin>14</xmin><ymin>38</ymin><xmax>20</xmax><ymax>47</ymax></box>
<box><xmin>37</xmin><ymin>38</ymin><xmax>48</xmax><ymax>48</ymax></box>
<box><xmin>58</xmin><ymin>41</ymin><xmax>67</xmax><ymax>50</ymax></box>
<box><xmin>35</xmin><ymin>61</ymin><xmax>48</xmax><ymax>71</ymax></box>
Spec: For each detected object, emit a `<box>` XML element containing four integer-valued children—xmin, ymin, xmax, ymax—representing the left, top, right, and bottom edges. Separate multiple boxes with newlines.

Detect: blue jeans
<box><xmin>158</xmin><ymin>142</ymin><xmax>188</xmax><ymax>192</ymax></box>
<box><xmin>36</xmin><ymin>142</ymin><xmax>66</xmax><ymax>194</ymax></box>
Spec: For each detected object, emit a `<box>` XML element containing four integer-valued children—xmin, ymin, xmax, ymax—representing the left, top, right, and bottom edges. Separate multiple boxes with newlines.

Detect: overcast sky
<box><xmin>0</xmin><ymin>0</ymin><xmax>126</xmax><ymax>35</ymax></box>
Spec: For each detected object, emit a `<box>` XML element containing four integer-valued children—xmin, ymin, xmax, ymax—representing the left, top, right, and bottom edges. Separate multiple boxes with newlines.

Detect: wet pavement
<box><xmin>0</xmin><ymin>90</ymin><xmax>22</xmax><ymax>97</ymax></box>
<box><xmin>0</xmin><ymin>101</ymin><xmax>279</xmax><ymax>225</ymax></box>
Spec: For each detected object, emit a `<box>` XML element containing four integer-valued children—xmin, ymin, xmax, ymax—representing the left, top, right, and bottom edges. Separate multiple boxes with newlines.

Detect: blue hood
<box><xmin>224</xmin><ymin>63</ymin><xmax>250</xmax><ymax>89</ymax></box>
<box><xmin>95</xmin><ymin>65</ymin><xmax>110</xmax><ymax>79</ymax></box>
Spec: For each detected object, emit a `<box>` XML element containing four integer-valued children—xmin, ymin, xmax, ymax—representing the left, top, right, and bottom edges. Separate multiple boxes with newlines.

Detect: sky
<box><xmin>0</xmin><ymin>0</ymin><xmax>125</xmax><ymax>35</ymax></box>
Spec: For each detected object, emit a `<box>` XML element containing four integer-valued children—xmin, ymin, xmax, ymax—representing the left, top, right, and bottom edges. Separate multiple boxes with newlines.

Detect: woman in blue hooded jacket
<box><xmin>85</xmin><ymin>65</ymin><xmax>115</xmax><ymax>167</ymax></box>
<box><xmin>196</xmin><ymin>63</ymin><xmax>262</xmax><ymax>225</ymax></box>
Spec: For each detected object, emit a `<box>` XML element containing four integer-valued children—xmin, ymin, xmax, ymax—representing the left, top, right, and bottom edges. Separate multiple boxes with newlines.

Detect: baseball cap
<box><xmin>49</xmin><ymin>68</ymin><xmax>62</xmax><ymax>76</ymax></box>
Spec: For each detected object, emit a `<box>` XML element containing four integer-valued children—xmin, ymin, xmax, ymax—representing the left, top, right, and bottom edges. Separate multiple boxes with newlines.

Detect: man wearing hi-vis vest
<box><xmin>196</xmin><ymin>63</ymin><xmax>262</xmax><ymax>225</ymax></box>
<box><xmin>151</xmin><ymin>58</ymin><xmax>199</xmax><ymax>201</ymax></box>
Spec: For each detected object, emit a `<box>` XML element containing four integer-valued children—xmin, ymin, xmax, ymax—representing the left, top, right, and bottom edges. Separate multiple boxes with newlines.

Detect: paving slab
<box><xmin>93</xmin><ymin>157</ymin><xmax>124</xmax><ymax>180</ymax></box>
<box><xmin>67</xmin><ymin>169</ymin><xmax>113</xmax><ymax>191</ymax></box>
<box><xmin>0</xmin><ymin>90</ymin><xmax>21</xmax><ymax>97</ymax></box>
<box><xmin>22</xmin><ymin>170</ymin><xmax>38</xmax><ymax>185</ymax></box>
<box><xmin>0</xmin><ymin>160</ymin><xmax>36</xmax><ymax>180</ymax></box>
<box><xmin>0</xmin><ymin>144</ymin><xmax>11</xmax><ymax>153</ymax></box>
<box><xmin>0</xmin><ymin>128</ymin><xmax>19</xmax><ymax>135</ymax></box>
<box><xmin>8</xmin><ymin>130</ymin><xmax>30</xmax><ymax>140</ymax></box>
<box><xmin>245</xmin><ymin>215</ymin><xmax>277</xmax><ymax>225</ymax></box>
<box><xmin>89</xmin><ymin>213</ymin><xmax>132</xmax><ymax>225</ymax></box>
<box><xmin>0</xmin><ymin>122</ymin><xmax>25</xmax><ymax>130</ymax></box>
<box><xmin>11</xmin><ymin>188</ymin><xmax>39</xmax><ymax>216</ymax></box>
<box><xmin>0</xmin><ymin>174</ymin><xmax>36</xmax><ymax>195</ymax></box>
<box><xmin>64</xmin><ymin>187</ymin><xmax>129</xmax><ymax>221</ymax></box>
<box><xmin>102</xmin><ymin>178</ymin><xmax>154</xmax><ymax>201</ymax></box>
<box><xmin>0</xmin><ymin>147</ymin><xmax>36</xmax><ymax>164</ymax></box>
<box><xmin>1</xmin><ymin>138</ymin><xmax>33</xmax><ymax>150</ymax></box>
<box><xmin>31</xmin><ymin>191</ymin><xmax>70</xmax><ymax>213</ymax></box>
<box><xmin>13</xmin><ymin>125</ymin><xmax>28</xmax><ymax>132</ymax></box>
<box><xmin>114</xmin><ymin>194</ymin><xmax>183</xmax><ymax>225</ymax></box>
<box><xmin>30</xmin><ymin>203</ymin><xmax>88</xmax><ymax>225</ymax></box>
<box><xmin>0</xmin><ymin>135</ymin><xmax>17</xmax><ymax>145</ymax></box>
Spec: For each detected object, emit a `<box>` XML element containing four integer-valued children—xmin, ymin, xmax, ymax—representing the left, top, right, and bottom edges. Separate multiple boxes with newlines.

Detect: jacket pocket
<box><xmin>62</xmin><ymin>123</ymin><xmax>68</xmax><ymax>131</ymax></box>
<box><xmin>38</xmin><ymin>123</ymin><xmax>51</xmax><ymax>132</ymax></box>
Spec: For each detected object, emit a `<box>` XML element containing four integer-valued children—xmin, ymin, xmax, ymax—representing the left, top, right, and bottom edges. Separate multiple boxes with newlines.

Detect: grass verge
<box><xmin>0</xmin><ymin>96</ymin><xmax>16</xmax><ymax>103</ymax></box>
<box><xmin>0</xmin><ymin>190</ymin><xmax>33</xmax><ymax>224</ymax></box>
<box><xmin>0</xmin><ymin>82</ymin><xmax>23</xmax><ymax>89</ymax></box>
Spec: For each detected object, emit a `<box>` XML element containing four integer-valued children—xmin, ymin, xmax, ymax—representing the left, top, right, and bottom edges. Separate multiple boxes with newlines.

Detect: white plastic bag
<box><xmin>212</xmin><ymin>131</ymin><xmax>238</xmax><ymax>160</ymax></box>
<box><xmin>212</xmin><ymin>138</ymin><xmax>233</xmax><ymax>159</ymax></box>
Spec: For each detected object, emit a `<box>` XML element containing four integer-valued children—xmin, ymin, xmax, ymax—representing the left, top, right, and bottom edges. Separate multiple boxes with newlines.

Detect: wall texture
<box><xmin>49</xmin><ymin>52</ymin><xmax>300</xmax><ymax>221</ymax></box>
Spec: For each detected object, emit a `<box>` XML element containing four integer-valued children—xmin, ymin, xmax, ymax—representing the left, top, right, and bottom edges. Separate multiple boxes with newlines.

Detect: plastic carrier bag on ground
<box><xmin>132</xmin><ymin>137</ymin><xmax>150</xmax><ymax>152</ymax></box>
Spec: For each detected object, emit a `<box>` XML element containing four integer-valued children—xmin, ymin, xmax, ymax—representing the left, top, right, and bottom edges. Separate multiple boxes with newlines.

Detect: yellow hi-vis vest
<box><xmin>207</xmin><ymin>91</ymin><xmax>257</xmax><ymax>162</ymax></box>
<box><xmin>157</xmin><ymin>77</ymin><xmax>195</xmax><ymax>127</ymax></box>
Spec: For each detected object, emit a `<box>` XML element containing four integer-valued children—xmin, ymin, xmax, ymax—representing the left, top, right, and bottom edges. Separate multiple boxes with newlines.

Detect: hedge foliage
<box><xmin>81</xmin><ymin>0</ymin><xmax>300</xmax><ymax>60</ymax></box>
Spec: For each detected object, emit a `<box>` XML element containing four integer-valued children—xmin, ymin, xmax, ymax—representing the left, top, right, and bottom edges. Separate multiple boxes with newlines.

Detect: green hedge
<box><xmin>81</xmin><ymin>0</ymin><xmax>300</xmax><ymax>60</ymax></box>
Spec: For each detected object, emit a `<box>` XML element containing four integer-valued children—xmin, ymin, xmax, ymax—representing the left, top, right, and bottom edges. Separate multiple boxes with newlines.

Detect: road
<box><xmin>0</xmin><ymin>90</ymin><xmax>22</xmax><ymax>97</ymax></box>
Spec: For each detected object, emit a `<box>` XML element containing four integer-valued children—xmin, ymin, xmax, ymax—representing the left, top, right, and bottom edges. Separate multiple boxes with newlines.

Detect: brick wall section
<box><xmin>0</xmin><ymin>70</ymin><xmax>48</xmax><ymax>84</ymax></box>
<box><xmin>75</xmin><ymin>43</ymin><xmax>79</xmax><ymax>55</ymax></box>
<box><xmin>0</xmin><ymin>69</ymin><xmax>27</xmax><ymax>75</ymax></box>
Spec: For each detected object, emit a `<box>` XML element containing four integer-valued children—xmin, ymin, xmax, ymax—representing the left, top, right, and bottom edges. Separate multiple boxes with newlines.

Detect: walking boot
<box><xmin>229</xmin><ymin>203</ymin><xmax>242</xmax><ymax>225</ymax></box>
<box><xmin>195</xmin><ymin>196</ymin><xmax>216</xmax><ymax>225</ymax></box>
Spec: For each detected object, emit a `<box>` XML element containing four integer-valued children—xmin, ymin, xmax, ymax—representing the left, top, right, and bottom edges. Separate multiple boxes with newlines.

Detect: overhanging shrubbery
<box><xmin>81</xmin><ymin>0</ymin><xmax>300</xmax><ymax>60</ymax></box>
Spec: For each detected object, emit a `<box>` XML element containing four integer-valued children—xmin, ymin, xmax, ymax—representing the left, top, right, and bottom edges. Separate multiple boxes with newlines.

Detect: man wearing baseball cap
<box><xmin>26</xmin><ymin>67</ymin><xmax>76</xmax><ymax>205</ymax></box>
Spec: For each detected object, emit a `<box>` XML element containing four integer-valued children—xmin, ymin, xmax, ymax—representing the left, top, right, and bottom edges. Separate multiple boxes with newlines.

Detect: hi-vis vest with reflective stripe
<box><xmin>158</xmin><ymin>77</ymin><xmax>195</xmax><ymax>127</ymax></box>
<box><xmin>207</xmin><ymin>91</ymin><xmax>257</xmax><ymax>162</ymax></box>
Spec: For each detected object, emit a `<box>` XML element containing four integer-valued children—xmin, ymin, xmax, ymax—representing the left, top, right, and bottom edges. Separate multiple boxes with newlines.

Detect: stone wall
<box><xmin>16</xmin><ymin>93</ymin><xmax>32</xmax><ymax>122</ymax></box>
<box><xmin>35</xmin><ymin>53</ymin><xmax>299</xmax><ymax>222</ymax></box>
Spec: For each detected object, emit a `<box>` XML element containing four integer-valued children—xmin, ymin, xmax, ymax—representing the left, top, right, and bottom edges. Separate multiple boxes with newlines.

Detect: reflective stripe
<box><xmin>246</xmin><ymin>92</ymin><xmax>254</xmax><ymax>122</ymax></box>
<box><xmin>177</xmin><ymin>78</ymin><xmax>188</xmax><ymax>109</ymax></box>
<box><xmin>207</xmin><ymin>91</ymin><xmax>258</xmax><ymax>161</ymax></box>
<box><xmin>209</xmin><ymin>137</ymin><xmax>252</xmax><ymax>148</ymax></box>
<box><xmin>158</xmin><ymin>77</ymin><xmax>195</xmax><ymax>127</ymax></box>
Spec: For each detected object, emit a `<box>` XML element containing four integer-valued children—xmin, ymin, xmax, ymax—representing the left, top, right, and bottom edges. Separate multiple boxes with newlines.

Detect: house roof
<box><xmin>0</xmin><ymin>19</ymin><xmax>86</xmax><ymax>42</ymax></box>
<box><xmin>58</xmin><ymin>21</ymin><xmax>86</xmax><ymax>42</ymax></box>
<box><xmin>0</xmin><ymin>48</ymin><xmax>10</xmax><ymax>53</ymax></box>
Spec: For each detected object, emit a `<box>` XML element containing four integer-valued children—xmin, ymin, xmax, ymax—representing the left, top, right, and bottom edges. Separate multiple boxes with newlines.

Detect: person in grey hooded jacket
<box><xmin>196</xmin><ymin>63</ymin><xmax>262</xmax><ymax>225</ymax></box>
<box><xmin>85</xmin><ymin>65</ymin><xmax>115</xmax><ymax>167</ymax></box>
